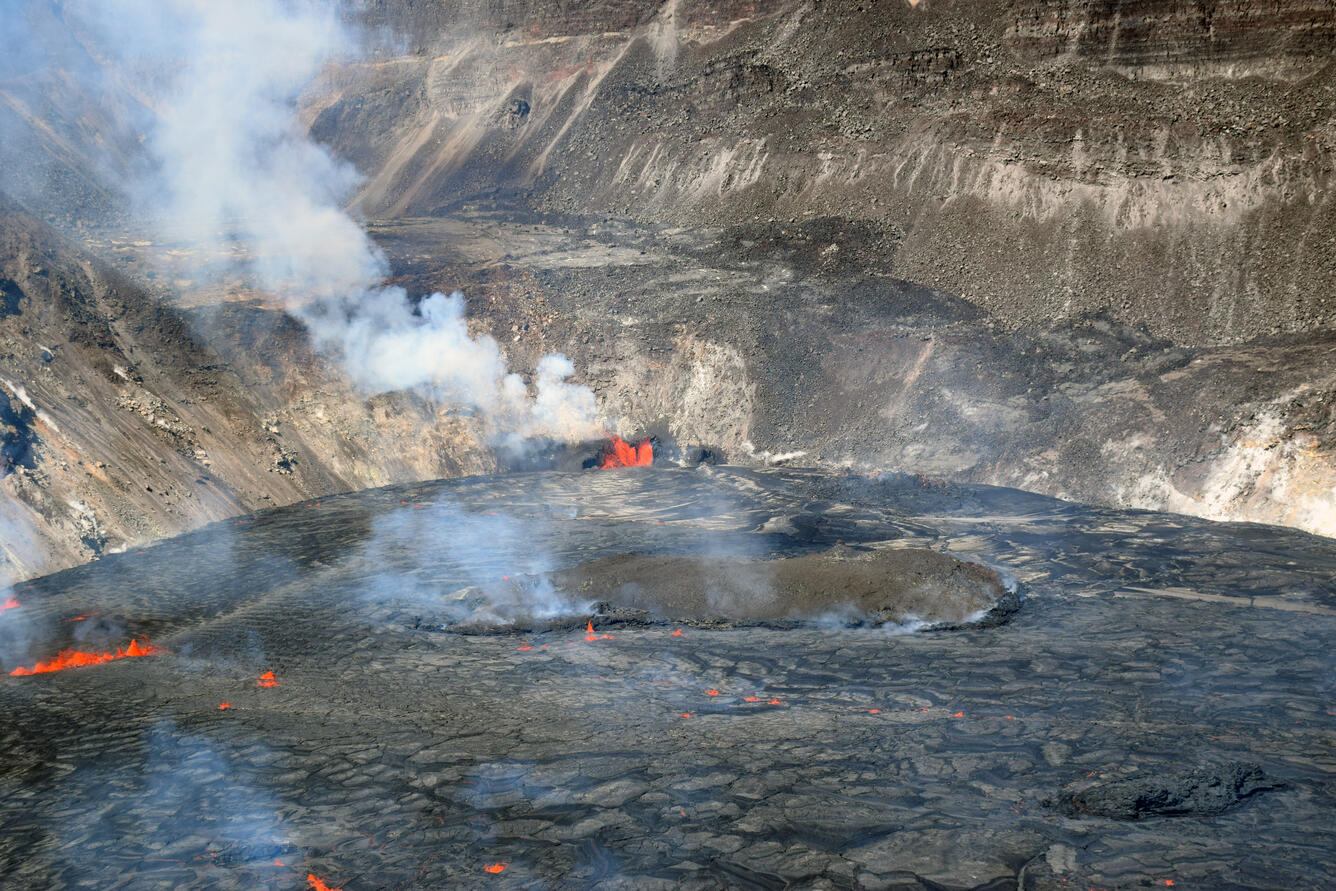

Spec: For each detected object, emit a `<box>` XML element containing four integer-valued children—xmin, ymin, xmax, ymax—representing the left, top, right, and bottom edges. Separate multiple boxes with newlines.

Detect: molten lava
<box><xmin>257</xmin><ymin>670</ymin><xmax>279</xmax><ymax>688</ymax></box>
<box><xmin>307</xmin><ymin>874</ymin><xmax>341</xmax><ymax>891</ymax></box>
<box><xmin>9</xmin><ymin>639</ymin><xmax>164</xmax><ymax>676</ymax></box>
<box><xmin>1</xmin><ymin>596</ymin><xmax>19</xmax><ymax>612</ymax></box>
<box><xmin>598</xmin><ymin>435</ymin><xmax>653</xmax><ymax>469</ymax></box>
<box><xmin>483</xmin><ymin>863</ymin><xmax>508</xmax><ymax>874</ymax></box>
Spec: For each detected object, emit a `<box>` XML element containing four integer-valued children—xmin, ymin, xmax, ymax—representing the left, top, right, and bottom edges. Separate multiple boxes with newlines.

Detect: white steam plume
<box><xmin>71</xmin><ymin>0</ymin><xmax>600</xmax><ymax>442</ymax></box>
<box><xmin>0</xmin><ymin>496</ymin><xmax>45</xmax><ymax>670</ymax></box>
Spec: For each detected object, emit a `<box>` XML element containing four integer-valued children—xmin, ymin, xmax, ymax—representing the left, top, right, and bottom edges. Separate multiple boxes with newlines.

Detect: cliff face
<box><xmin>314</xmin><ymin>0</ymin><xmax>1336</xmax><ymax>346</ymax></box>
<box><xmin>308</xmin><ymin>0</ymin><xmax>1336</xmax><ymax>534</ymax></box>
<box><xmin>0</xmin><ymin>197</ymin><xmax>491</xmax><ymax>580</ymax></box>
<box><xmin>363</xmin><ymin>212</ymin><xmax>1336</xmax><ymax>539</ymax></box>
<box><xmin>1006</xmin><ymin>0</ymin><xmax>1336</xmax><ymax>80</ymax></box>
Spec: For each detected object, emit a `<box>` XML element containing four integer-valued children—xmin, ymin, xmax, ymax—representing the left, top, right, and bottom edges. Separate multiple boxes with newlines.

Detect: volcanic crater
<box><xmin>1</xmin><ymin>0</ymin><xmax>1335</xmax><ymax>889</ymax></box>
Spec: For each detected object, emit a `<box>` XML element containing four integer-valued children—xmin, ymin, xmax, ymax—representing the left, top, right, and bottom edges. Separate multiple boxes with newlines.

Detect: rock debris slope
<box><xmin>0</xmin><ymin>196</ymin><xmax>491</xmax><ymax>578</ymax></box>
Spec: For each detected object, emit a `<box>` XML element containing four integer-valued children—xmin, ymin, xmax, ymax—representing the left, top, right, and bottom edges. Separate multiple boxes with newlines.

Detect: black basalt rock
<box><xmin>1053</xmin><ymin>762</ymin><xmax>1281</xmax><ymax>820</ymax></box>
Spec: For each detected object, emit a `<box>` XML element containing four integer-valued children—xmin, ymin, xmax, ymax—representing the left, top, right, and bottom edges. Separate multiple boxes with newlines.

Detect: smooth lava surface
<box><xmin>0</xmin><ymin>465</ymin><xmax>1333</xmax><ymax>889</ymax></box>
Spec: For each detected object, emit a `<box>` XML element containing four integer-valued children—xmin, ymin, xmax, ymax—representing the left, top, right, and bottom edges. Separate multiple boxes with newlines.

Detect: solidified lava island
<box><xmin>2</xmin><ymin>2</ymin><xmax>1335</xmax><ymax>890</ymax></box>
<box><xmin>445</xmin><ymin>546</ymin><xmax>1017</xmax><ymax>633</ymax></box>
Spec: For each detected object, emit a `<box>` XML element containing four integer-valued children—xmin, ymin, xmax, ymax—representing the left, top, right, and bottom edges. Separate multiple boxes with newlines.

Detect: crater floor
<box><xmin>1</xmin><ymin>467</ymin><xmax>1333</xmax><ymax>889</ymax></box>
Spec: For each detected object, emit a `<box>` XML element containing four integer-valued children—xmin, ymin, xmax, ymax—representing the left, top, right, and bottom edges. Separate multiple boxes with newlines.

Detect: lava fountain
<box><xmin>598</xmin><ymin>435</ymin><xmax>653</xmax><ymax>469</ymax></box>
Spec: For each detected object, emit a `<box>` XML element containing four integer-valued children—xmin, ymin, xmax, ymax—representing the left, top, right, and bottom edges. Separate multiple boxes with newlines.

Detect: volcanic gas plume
<box><xmin>52</xmin><ymin>0</ymin><xmax>604</xmax><ymax>448</ymax></box>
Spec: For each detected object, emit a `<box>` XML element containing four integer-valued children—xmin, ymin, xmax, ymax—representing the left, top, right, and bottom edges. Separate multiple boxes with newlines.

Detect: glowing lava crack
<box><xmin>9</xmin><ymin>639</ymin><xmax>164</xmax><ymax>676</ymax></box>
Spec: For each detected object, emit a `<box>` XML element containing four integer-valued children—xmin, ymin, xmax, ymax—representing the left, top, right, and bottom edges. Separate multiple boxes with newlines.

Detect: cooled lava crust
<box><xmin>1</xmin><ymin>466</ymin><xmax>1333</xmax><ymax>889</ymax></box>
<box><xmin>443</xmin><ymin>547</ymin><xmax>1019</xmax><ymax>634</ymax></box>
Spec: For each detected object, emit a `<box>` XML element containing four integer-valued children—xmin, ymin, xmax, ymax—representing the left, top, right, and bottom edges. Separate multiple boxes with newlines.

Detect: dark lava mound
<box><xmin>1054</xmin><ymin>762</ymin><xmax>1282</xmax><ymax>820</ymax></box>
<box><xmin>448</xmin><ymin>546</ymin><xmax>1018</xmax><ymax>633</ymax></box>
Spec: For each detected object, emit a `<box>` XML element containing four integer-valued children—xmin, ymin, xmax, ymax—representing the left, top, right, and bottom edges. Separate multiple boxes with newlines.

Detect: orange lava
<box><xmin>671</xmin><ymin>629</ymin><xmax>683</xmax><ymax>636</ymax></box>
<box><xmin>1</xmin><ymin>596</ymin><xmax>19</xmax><ymax>612</ymax></box>
<box><xmin>768</xmin><ymin>698</ymin><xmax>782</xmax><ymax>705</ymax></box>
<box><xmin>307</xmin><ymin>874</ymin><xmax>341</xmax><ymax>891</ymax></box>
<box><xmin>705</xmin><ymin>689</ymin><xmax>720</xmax><ymax>696</ymax></box>
<box><xmin>257</xmin><ymin>670</ymin><xmax>279</xmax><ymax>688</ymax></box>
<box><xmin>953</xmin><ymin>711</ymin><xmax>964</xmax><ymax>717</ymax></box>
<box><xmin>744</xmin><ymin>696</ymin><xmax>760</xmax><ymax>702</ymax></box>
<box><xmin>483</xmin><ymin>863</ymin><xmax>508</xmax><ymax>874</ymax></box>
<box><xmin>681</xmin><ymin>713</ymin><xmax>692</xmax><ymax>719</ymax></box>
<box><xmin>868</xmin><ymin>709</ymin><xmax>880</xmax><ymax>714</ymax></box>
<box><xmin>516</xmin><ymin>643</ymin><xmax>532</xmax><ymax>651</ymax></box>
<box><xmin>598</xmin><ymin>435</ymin><xmax>653</xmax><ymax>469</ymax></box>
<box><xmin>585</xmin><ymin>619</ymin><xmax>598</xmax><ymax>642</ymax></box>
<box><xmin>9</xmin><ymin>638</ymin><xmax>164</xmax><ymax>676</ymax></box>
<box><xmin>218</xmin><ymin>702</ymin><xmax>232</xmax><ymax>710</ymax></box>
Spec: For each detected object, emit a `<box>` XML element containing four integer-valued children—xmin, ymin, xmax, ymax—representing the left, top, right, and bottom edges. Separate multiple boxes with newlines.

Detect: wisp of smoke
<box><xmin>50</xmin><ymin>720</ymin><xmax>296</xmax><ymax>879</ymax></box>
<box><xmin>0</xmin><ymin>495</ymin><xmax>46</xmax><ymax>669</ymax></box>
<box><xmin>57</xmin><ymin>0</ymin><xmax>601</xmax><ymax>442</ymax></box>
<box><xmin>357</xmin><ymin>497</ymin><xmax>586</xmax><ymax>623</ymax></box>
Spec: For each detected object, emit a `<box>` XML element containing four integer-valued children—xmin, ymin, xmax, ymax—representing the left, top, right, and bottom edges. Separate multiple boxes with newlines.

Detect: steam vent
<box><xmin>2</xmin><ymin>1</ymin><xmax>1335</xmax><ymax>888</ymax></box>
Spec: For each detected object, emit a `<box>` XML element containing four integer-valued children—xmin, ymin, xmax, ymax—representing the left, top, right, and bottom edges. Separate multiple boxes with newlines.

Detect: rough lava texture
<box><xmin>1053</xmin><ymin>762</ymin><xmax>1282</xmax><ymax>820</ymax></box>
<box><xmin>0</xmin><ymin>467</ymin><xmax>1332</xmax><ymax>889</ymax></box>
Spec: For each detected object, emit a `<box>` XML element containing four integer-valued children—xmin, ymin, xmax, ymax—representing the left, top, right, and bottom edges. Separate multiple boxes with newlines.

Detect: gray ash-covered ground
<box><xmin>0</xmin><ymin>466</ymin><xmax>1334</xmax><ymax>889</ymax></box>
